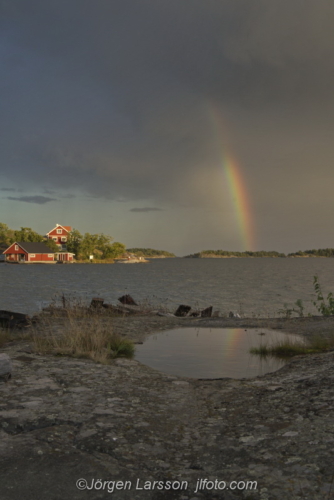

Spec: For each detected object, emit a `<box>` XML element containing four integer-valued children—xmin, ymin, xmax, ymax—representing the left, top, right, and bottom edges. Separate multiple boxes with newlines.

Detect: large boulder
<box><xmin>90</xmin><ymin>298</ymin><xmax>104</xmax><ymax>308</ymax></box>
<box><xmin>200</xmin><ymin>306</ymin><xmax>213</xmax><ymax>317</ymax></box>
<box><xmin>118</xmin><ymin>295</ymin><xmax>138</xmax><ymax>306</ymax></box>
<box><xmin>0</xmin><ymin>353</ymin><xmax>12</xmax><ymax>382</ymax></box>
<box><xmin>174</xmin><ymin>305</ymin><xmax>192</xmax><ymax>317</ymax></box>
<box><xmin>0</xmin><ymin>310</ymin><xmax>31</xmax><ymax>329</ymax></box>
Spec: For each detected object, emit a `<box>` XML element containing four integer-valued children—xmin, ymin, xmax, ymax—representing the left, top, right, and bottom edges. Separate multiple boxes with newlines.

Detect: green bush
<box><xmin>107</xmin><ymin>335</ymin><xmax>135</xmax><ymax>358</ymax></box>
<box><xmin>313</xmin><ymin>276</ymin><xmax>334</xmax><ymax>316</ymax></box>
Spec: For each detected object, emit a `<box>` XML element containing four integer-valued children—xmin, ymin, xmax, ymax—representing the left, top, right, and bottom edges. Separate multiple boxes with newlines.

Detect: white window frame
<box><xmin>61</xmin><ymin>237</ymin><xmax>67</xmax><ymax>242</ymax></box>
<box><xmin>53</xmin><ymin>237</ymin><xmax>58</xmax><ymax>241</ymax></box>
<box><xmin>48</xmin><ymin>254</ymin><xmax>53</xmax><ymax>258</ymax></box>
<box><xmin>15</xmin><ymin>244</ymin><xmax>18</xmax><ymax>250</ymax></box>
<box><xmin>30</xmin><ymin>254</ymin><xmax>35</xmax><ymax>258</ymax></box>
<box><xmin>57</xmin><ymin>228</ymin><xmax>62</xmax><ymax>234</ymax></box>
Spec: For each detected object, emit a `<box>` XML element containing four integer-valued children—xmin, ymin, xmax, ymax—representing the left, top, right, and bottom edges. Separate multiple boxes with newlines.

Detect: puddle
<box><xmin>135</xmin><ymin>328</ymin><xmax>303</xmax><ymax>379</ymax></box>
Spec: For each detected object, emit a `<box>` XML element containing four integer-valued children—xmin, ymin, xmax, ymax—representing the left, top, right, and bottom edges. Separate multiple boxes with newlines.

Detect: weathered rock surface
<box><xmin>0</xmin><ymin>353</ymin><xmax>12</xmax><ymax>381</ymax></box>
<box><xmin>1</xmin><ymin>315</ymin><xmax>334</xmax><ymax>499</ymax></box>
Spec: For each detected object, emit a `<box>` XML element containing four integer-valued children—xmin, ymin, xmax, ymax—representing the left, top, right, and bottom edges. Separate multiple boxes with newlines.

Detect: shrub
<box><xmin>313</xmin><ymin>275</ymin><xmax>334</xmax><ymax>316</ymax></box>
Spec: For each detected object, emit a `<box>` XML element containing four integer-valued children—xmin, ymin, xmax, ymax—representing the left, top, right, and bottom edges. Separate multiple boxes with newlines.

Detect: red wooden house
<box><xmin>3</xmin><ymin>242</ymin><xmax>56</xmax><ymax>263</ymax></box>
<box><xmin>46</xmin><ymin>224</ymin><xmax>72</xmax><ymax>250</ymax></box>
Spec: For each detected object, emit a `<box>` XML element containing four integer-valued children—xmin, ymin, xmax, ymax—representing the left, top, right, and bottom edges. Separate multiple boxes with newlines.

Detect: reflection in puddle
<box><xmin>135</xmin><ymin>328</ymin><xmax>302</xmax><ymax>379</ymax></box>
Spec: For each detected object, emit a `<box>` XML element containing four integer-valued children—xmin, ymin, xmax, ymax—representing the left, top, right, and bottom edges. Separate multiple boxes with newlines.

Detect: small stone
<box><xmin>240</xmin><ymin>436</ymin><xmax>255</xmax><ymax>443</ymax></box>
<box><xmin>285</xmin><ymin>456</ymin><xmax>302</xmax><ymax>464</ymax></box>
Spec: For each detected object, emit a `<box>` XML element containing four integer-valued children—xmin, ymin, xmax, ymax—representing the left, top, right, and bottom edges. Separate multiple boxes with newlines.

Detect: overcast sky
<box><xmin>1</xmin><ymin>0</ymin><xmax>334</xmax><ymax>255</ymax></box>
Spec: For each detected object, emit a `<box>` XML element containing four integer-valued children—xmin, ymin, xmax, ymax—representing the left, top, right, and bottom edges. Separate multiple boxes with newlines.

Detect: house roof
<box><xmin>9</xmin><ymin>242</ymin><xmax>55</xmax><ymax>254</ymax></box>
<box><xmin>46</xmin><ymin>224</ymin><xmax>72</xmax><ymax>235</ymax></box>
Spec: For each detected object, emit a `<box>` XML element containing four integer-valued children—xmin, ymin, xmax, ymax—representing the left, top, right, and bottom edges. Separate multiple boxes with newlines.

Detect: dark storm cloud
<box><xmin>0</xmin><ymin>187</ymin><xmax>16</xmax><ymax>192</ymax></box>
<box><xmin>6</xmin><ymin>195</ymin><xmax>57</xmax><ymax>204</ymax></box>
<box><xmin>130</xmin><ymin>207</ymin><xmax>164</xmax><ymax>213</ymax></box>
<box><xmin>1</xmin><ymin>0</ymin><xmax>334</xmax><ymax>212</ymax></box>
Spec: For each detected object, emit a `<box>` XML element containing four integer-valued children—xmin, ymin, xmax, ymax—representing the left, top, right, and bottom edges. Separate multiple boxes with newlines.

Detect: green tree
<box><xmin>80</xmin><ymin>233</ymin><xmax>100</xmax><ymax>259</ymax></box>
<box><xmin>0</xmin><ymin>223</ymin><xmax>15</xmax><ymax>248</ymax></box>
<box><xmin>66</xmin><ymin>229</ymin><xmax>125</xmax><ymax>260</ymax></box>
<box><xmin>66</xmin><ymin>229</ymin><xmax>83</xmax><ymax>256</ymax></box>
<box><xmin>14</xmin><ymin>227</ymin><xmax>44</xmax><ymax>243</ymax></box>
<box><xmin>44</xmin><ymin>238</ymin><xmax>60</xmax><ymax>252</ymax></box>
<box><xmin>102</xmin><ymin>242</ymin><xmax>126</xmax><ymax>259</ymax></box>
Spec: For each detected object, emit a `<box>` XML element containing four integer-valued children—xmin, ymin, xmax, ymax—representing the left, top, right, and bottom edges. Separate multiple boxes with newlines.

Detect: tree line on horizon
<box><xmin>184</xmin><ymin>249</ymin><xmax>334</xmax><ymax>258</ymax></box>
<box><xmin>127</xmin><ymin>248</ymin><xmax>175</xmax><ymax>258</ymax></box>
<box><xmin>287</xmin><ymin>248</ymin><xmax>334</xmax><ymax>258</ymax></box>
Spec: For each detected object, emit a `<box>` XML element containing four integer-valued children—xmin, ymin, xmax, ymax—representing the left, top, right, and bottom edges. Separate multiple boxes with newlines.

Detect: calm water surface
<box><xmin>1</xmin><ymin>258</ymin><xmax>334</xmax><ymax>315</ymax></box>
<box><xmin>135</xmin><ymin>328</ymin><xmax>303</xmax><ymax>379</ymax></box>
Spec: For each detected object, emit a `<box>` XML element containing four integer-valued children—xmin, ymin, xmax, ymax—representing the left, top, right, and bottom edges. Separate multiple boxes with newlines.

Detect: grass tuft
<box><xmin>107</xmin><ymin>335</ymin><xmax>135</xmax><ymax>358</ymax></box>
<box><xmin>250</xmin><ymin>334</ymin><xmax>334</xmax><ymax>358</ymax></box>
<box><xmin>33</xmin><ymin>313</ymin><xmax>135</xmax><ymax>363</ymax></box>
<box><xmin>250</xmin><ymin>344</ymin><xmax>271</xmax><ymax>356</ymax></box>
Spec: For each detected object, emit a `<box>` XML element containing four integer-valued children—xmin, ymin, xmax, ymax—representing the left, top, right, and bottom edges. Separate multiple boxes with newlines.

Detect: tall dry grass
<box><xmin>33</xmin><ymin>307</ymin><xmax>134</xmax><ymax>363</ymax></box>
<box><xmin>0</xmin><ymin>329</ymin><xmax>10</xmax><ymax>348</ymax></box>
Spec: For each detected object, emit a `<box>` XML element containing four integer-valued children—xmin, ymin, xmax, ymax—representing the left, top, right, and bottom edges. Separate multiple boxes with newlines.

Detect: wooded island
<box><xmin>184</xmin><ymin>249</ymin><xmax>334</xmax><ymax>258</ymax></box>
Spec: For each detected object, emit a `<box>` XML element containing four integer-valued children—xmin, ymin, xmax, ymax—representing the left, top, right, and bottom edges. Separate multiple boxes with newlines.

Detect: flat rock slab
<box><xmin>1</xmin><ymin>316</ymin><xmax>334</xmax><ymax>499</ymax></box>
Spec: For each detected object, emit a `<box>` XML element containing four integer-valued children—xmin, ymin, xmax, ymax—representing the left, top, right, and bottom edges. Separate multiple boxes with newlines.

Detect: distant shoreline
<box><xmin>184</xmin><ymin>250</ymin><xmax>334</xmax><ymax>258</ymax></box>
<box><xmin>185</xmin><ymin>255</ymin><xmax>330</xmax><ymax>258</ymax></box>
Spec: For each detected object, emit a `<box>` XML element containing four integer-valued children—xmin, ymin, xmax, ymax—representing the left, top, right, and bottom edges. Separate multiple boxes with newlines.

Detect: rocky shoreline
<box><xmin>1</xmin><ymin>315</ymin><xmax>334</xmax><ymax>499</ymax></box>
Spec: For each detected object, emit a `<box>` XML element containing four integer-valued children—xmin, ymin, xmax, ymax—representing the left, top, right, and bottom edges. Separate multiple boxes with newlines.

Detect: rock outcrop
<box><xmin>1</xmin><ymin>315</ymin><xmax>334</xmax><ymax>499</ymax></box>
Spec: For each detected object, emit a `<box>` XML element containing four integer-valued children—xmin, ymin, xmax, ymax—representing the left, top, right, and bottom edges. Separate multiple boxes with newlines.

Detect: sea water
<box><xmin>1</xmin><ymin>257</ymin><xmax>334</xmax><ymax>316</ymax></box>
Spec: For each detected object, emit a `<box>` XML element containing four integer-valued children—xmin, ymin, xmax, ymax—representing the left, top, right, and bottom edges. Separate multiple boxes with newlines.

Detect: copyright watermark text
<box><xmin>76</xmin><ymin>477</ymin><xmax>257</xmax><ymax>494</ymax></box>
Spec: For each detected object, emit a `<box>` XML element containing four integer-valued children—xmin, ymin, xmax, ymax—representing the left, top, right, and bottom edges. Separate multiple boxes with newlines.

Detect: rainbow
<box><xmin>217</xmin><ymin>328</ymin><xmax>246</xmax><ymax>353</ymax></box>
<box><xmin>208</xmin><ymin>106</ymin><xmax>256</xmax><ymax>251</ymax></box>
<box><xmin>223</xmin><ymin>153</ymin><xmax>255</xmax><ymax>251</ymax></box>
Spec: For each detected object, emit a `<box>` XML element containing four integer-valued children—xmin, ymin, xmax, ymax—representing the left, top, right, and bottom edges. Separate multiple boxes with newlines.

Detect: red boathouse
<box><xmin>3</xmin><ymin>242</ymin><xmax>56</xmax><ymax>263</ymax></box>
